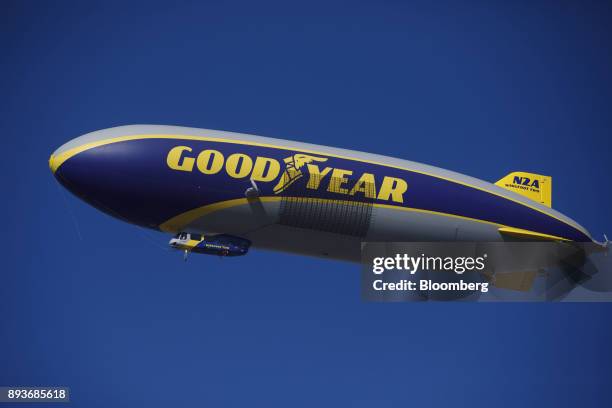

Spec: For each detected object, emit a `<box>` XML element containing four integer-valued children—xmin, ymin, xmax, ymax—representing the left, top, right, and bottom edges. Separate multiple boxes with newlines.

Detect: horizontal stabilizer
<box><xmin>495</xmin><ymin>171</ymin><xmax>552</xmax><ymax>207</ymax></box>
<box><xmin>498</xmin><ymin>226</ymin><xmax>568</xmax><ymax>241</ymax></box>
<box><xmin>493</xmin><ymin>270</ymin><xmax>538</xmax><ymax>292</ymax></box>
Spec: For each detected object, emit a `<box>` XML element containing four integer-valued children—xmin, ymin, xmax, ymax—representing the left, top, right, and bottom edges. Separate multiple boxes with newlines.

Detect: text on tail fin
<box><xmin>495</xmin><ymin>171</ymin><xmax>552</xmax><ymax>207</ymax></box>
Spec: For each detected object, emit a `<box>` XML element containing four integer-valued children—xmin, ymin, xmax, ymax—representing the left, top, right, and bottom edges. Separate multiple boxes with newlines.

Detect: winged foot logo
<box><xmin>166</xmin><ymin>146</ymin><xmax>408</xmax><ymax>203</ymax></box>
<box><xmin>272</xmin><ymin>154</ymin><xmax>329</xmax><ymax>194</ymax></box>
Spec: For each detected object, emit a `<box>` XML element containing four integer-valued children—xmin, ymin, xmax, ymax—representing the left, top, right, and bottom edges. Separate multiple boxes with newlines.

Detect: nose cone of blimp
<box><xmin>49</xmin><ymin>126</ymin><xmax>204</xmax><ymax>230</ymax></box>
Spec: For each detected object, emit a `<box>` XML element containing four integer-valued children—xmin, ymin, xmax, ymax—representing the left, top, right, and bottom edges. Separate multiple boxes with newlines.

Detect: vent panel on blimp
<box><xmin>277</xmin><ymin>174</ymin><xmax>375</xmax><ymax>237</ymax></box>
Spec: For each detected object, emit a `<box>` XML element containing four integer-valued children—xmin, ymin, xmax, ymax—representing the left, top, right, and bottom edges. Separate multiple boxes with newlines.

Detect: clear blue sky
<box><xmin>2</xmin><ymin>1</ymin><xmax>612</xmax><ymax>407</ymax></box>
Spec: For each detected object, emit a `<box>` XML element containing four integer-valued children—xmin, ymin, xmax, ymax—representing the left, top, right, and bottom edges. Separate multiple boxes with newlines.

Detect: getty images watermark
<box><xmin>361</xmin><ymin>242</ymin><xmax>612</xmax><ymax>302</ymax></box>
<box><xmin>372</xmin><ymin>252</ymin><xmax>490</xmax><ymax>293</ymax></box>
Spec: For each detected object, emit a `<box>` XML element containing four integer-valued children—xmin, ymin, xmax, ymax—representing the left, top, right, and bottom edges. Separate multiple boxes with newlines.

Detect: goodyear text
<box><xmin>166</xmin><ymin>146</ymin><xmax>408</xmax><ymax>203</ymax></box>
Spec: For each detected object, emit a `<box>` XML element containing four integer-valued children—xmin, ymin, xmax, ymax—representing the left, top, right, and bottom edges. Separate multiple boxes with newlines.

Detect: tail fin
<box><xmin>495</xmin><ymin>171</ymin><xmax>552</xmax><ymax>207</ymax></box>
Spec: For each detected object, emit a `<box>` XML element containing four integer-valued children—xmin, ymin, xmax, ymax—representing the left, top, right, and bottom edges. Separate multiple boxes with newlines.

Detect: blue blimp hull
<box><xmin>50</xmin><ymin>125</ymin><xmax>593</xmax><ymax>261</ymax></box>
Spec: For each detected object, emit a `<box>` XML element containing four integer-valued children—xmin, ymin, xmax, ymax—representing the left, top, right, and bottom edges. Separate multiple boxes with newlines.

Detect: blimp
<box><xmin>49</xmin><ymin>125</ymin><xmax>607</xmax><ymax>268</ymax></box>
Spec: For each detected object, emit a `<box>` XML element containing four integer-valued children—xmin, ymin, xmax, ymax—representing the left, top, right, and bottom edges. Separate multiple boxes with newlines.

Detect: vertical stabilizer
<box><xmin>495</xmin><ymin>171</ymin><xmax>552</xmax><ymax>207</ymax></box>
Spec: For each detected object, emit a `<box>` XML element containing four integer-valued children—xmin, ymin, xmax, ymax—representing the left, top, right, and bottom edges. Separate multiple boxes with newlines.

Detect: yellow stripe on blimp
<box><xmin>50</xmin><ymin>133</ymin><xmax>586</xmax><ymax>238</ymax></box>
<box><xmin>158</xmin><ymin>196</ymin><xmax>569</xmax><ymax>242</ymax></box>
<box><xmin>160</xmin><ymin>197</ymin><xmax>282</xmax><ymax>232</ymax></box>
